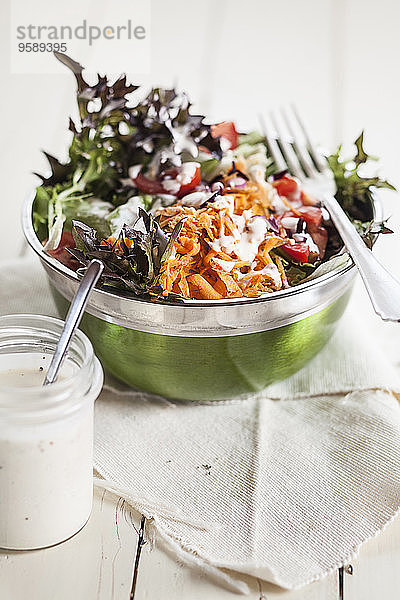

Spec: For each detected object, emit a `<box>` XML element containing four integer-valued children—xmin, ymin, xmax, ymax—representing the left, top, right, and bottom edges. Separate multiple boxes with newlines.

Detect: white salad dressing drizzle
<box><xmin>281</xmin><ymin>216</ymin><xmax>299</xmax><ymax>234</ymax></box>
<box><xmin>269</xmin><ymin>190</ymin><xmax>288</xmax><ymax>215</ymax></box>
<box><xmin>107</xmin><ymin>197</ymin><xmax>142</xmax><ymax>235</ymax></box>
<box><xmin>292</xmin><ymin>232</ymin><xmax>320</xmax><ymax>254</ymax></box>
<box><xmin>212</xmin><ymin>258</ymin><xmax>235</xmax><ymax>272</ymax></box>
<box><xmin>161</xmin><ymin>179</ymin><xmax>181</xmax><ymax>194</ymax></box>
<box><xmin>179</xmin><ymin>190</ymin><xmax>209</xmax><ymax>208</ymax></box>
<box><xmin>127</xmin><ymin>164</ymin><xmax>142</xmax><ymax>180</ymax></box>
<box><xmin>162</xmin><ymin>162</ymin><xmax>199</xmax><ymax>194</ymax></box>
<box><xmin>248</xmin><ymin>164</ymin><xmax>285</xmax><ymax>213</ymax></box>
<box><xmin>304</xmin><ymin>233</ymin><xmax>320</xmax><ymax>254</ymax></box>
<box><xmin>209</xmin><ymin>196</ymin><xmax>269</xmax><ymax>263</ymax></box>
<box><xmin>236</xmin><ymin>262</ymin><xmax>282</xmax><ymax>288</ymax></box>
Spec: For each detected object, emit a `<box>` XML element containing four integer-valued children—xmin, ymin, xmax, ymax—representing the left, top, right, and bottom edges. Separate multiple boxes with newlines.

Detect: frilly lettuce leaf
<box><xmin>327</xmin><ymin>131</ymin><xmax>396</xmax><ymax>221</ymax></box>
<box><xmin>68</xmin><ymin>208</ymin><xmax>186</xmax><ymax>298</ymax></box>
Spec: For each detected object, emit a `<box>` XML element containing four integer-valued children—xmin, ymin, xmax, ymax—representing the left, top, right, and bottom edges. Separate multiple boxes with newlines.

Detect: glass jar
<box><xmin>0</xmin><ymin>314</ymin><xmax>103</xmax><ymax>550</ymax></box>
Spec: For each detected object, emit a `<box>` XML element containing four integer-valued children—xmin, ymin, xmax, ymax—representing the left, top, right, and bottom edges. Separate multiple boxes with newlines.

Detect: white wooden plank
<box><xmin>0</xmin><ymin>487</ymin><xmax>139</xmax><ymax>600</ymax></box>
<box><xmin>134</xmin><ymin>530</ymin><xmax>338</xmax><ymax>600</ymax></box>
<box><xmin>345</xmin><ymin>514</ymin><xmax>400</xmax><ymax>600</ymax></box>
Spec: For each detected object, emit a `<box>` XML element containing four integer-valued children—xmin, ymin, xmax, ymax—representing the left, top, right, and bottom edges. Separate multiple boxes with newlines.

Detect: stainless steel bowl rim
<box><xmin>22</xmin><ymin>189</ymin><xmax>382</xmax><ymax>337</ymax></box>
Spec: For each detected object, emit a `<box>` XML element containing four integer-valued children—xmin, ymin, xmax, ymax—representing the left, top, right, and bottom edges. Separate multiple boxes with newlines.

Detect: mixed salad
<box><xmin>33</xmin><ymin>53</ymin><xmax>395</xmax><ymax>300</ymax></box>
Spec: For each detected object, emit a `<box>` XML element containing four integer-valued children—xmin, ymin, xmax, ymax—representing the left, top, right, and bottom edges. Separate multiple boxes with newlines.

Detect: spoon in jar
<box><xmin>43</xmin><ymin>259</ymin><xmax>104</xmax><ymax>386</ymax></box>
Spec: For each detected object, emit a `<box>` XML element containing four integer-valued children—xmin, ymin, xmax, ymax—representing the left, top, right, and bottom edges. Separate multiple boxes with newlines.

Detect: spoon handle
<box><xmin>43</xmin><ymin>259</ymin><xmax>104</xmax><ymax>386</ymax></box>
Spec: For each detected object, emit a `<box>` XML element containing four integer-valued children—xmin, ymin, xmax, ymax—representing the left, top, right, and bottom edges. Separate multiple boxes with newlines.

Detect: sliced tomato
<box><xmin>177</xmin><ymin>164</ymin><xmax>201</xmax><ymax>197</ymax></box>
<box><xmin>281</xmin><ymin>206</ymin><xmax>323</xmax><ymax>227</ymax></box>
<box><xmin>307</xmin><ymin>224</ymin><xmax>328</xmax><ymax>258</ymax></box>
<box><xmin>297</xmin><ymin>206</ymin><xmax>323</xmax><ymax>226</ymax></box>
<box><xmin>133</xmin><ymin>164</ymin><xmax>201</xmax><ymax>198</ymax></box>
<box><xmin>272</xmin><ymin>176</ymin><xmax>298</xmax><ymax>197</ymax></box>
<box><xmin>211</xmin><ymin>121</ymin><xmax>238</xmax><ymax>150</ymax></box>
<box><xmin>47</xmin><ymin>231</ymin><xmax>79</xmax><ymax>270</ymax></box>
<box><xmin>132</xmin><ymin>173</ymin><xmax>166</xmax><ymax>195</ymax></box>
<box><xmin>280</xmin><ymin>242</ymin><xmax>310</xmax><ymax>264</ymax></box>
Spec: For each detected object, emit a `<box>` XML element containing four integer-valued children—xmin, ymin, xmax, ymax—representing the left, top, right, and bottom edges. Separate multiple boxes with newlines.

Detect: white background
<box><xmin>0</xmin><ymin>0</ymin><xmax>399</xmax><ymax>280</ymax></box>
<box><xmin>10</xmin><ymin>0</ymin><xmax>151</xmax><ymax>74</ymax></box>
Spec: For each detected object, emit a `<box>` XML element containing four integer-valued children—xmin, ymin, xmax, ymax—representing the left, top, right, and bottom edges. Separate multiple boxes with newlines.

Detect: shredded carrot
<box><xmin>187</xmin><ymin>275</ymin><xmax>223</xmax><ymax>300</ymax></box>
<box><xmin>156</xmin><ymin>181</ymin><xmax>289</xmax><ymax>300</ymax></box>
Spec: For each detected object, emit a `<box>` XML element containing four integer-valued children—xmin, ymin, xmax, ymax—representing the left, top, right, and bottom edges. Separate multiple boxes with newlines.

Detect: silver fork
<box><xmin>261</xmin><ymin>108</ymin><xmax>400</xmax><ymax>322</ymax></box>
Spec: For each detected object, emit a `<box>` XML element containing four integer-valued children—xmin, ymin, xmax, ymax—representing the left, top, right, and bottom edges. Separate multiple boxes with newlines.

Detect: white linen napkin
<box><xmin>2</xmin><ymin>257</ymin><xmax>400</xmax><ymax>592</ymax></box>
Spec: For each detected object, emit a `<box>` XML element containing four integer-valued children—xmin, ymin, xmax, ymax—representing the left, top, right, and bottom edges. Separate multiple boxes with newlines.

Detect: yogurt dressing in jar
<box><xmin>0</xmin><ymin>314</ymin><xmax>103</xmax><ymax>550</ymax></box>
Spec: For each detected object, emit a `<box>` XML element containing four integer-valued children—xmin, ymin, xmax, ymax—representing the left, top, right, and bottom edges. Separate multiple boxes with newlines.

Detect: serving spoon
<box><xmin>43</xmin><ymin>259</ymin><xmax>104</xmax><ymax>386</ymax></box>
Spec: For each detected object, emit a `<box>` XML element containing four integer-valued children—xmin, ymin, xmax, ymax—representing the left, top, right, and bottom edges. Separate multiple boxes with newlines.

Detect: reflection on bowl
<box><xmin>22</xmin><ymin>190</ymin><xmax>379</xmax><ymax>401</ymax></box>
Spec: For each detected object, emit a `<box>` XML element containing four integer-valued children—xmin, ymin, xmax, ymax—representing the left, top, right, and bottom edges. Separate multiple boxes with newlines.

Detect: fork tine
<box><xmin>290</xmin><ymin>104</ymin><xmax>328</xmax><ymax>173</ymax></box>
<box><xmin>269</xmin><ymin>110</ymin><xmax>304</xmax><ymax>180</ymax></box>
<box><xmin>258</xmin><ymin>114</ymin><xmax>287</xmax><ymax>173</ymax></box>
<box><xmin>281</xmin><ymin>107</ymin><xmax>320</xmax><ymax>179</ymax></box>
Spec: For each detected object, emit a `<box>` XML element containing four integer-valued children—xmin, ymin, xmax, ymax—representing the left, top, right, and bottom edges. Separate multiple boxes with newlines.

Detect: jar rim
<box><xmin>0</xmin><ymin>314</ymin><xmax>100</xmax><ymax>414</ymax></box>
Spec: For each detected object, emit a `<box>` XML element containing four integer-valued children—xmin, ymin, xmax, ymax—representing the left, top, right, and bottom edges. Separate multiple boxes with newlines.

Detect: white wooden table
<box><xmin>1</xmin><ymin>282</ymin><xmax>399</xmax><ymax>600</ymax></box>
<box><xmin>1</xmin><ymin>485</ymin><xmax>400</xmax><ymax>600</ymax></box>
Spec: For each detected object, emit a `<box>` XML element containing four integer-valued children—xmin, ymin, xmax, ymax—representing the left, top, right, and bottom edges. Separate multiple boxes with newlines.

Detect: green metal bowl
<box><xmin>22</xmin><ymin>191</ymin><xmax>376</xmax><ymax>401</ymax></box>
<box><xmin>51</xmin><ymin>287</ymin><xmax>351</xmax><ymax>400</ymax></box>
